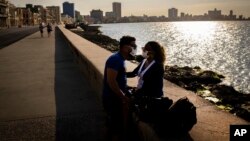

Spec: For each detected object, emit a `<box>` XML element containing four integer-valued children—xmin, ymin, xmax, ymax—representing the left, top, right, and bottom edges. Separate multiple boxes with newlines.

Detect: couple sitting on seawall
<box><xmin>103</xmin><ymin>35</ymin><xmax>165</xmax><ymax>140</ymax></box>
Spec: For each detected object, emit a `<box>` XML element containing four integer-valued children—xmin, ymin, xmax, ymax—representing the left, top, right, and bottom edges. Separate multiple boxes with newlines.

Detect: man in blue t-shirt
<box><xmin>103</xmin><ymin>36</ymin><xmax>136</xmax><ymax>140</ymax></box>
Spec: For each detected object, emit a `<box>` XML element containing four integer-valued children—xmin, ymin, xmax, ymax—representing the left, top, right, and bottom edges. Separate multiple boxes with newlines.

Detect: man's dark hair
<box><xmin>119</xmin><ymin>36</ymin><xmax>136</xmax><ymax>48</ymax></box>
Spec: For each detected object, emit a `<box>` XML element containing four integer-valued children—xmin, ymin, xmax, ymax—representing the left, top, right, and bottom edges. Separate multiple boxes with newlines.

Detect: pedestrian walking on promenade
<box><xmin>39</xmin><ymin>23</ymin><xmax>44</xmax><ymax>37</ymax></box>
<box><xmin>47</xmin><ymin>23</ymin><xmax>52</xmax><ymax>37</ymax></box>
<box><xmin>103</xmin><ymin>36</ymin><xmax>137</xmax><ymax>141</ymax></box>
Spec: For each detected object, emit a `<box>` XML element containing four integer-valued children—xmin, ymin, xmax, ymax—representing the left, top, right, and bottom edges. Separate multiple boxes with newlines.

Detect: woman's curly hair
<box><xmin>146</xmin><ymin>41</ymin><xmax>166</xmax><ymax>65</ymax></box>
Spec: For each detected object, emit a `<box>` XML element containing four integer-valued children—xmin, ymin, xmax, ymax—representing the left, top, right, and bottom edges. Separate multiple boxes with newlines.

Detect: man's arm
<box><xmin>107</xmin><ymin>68</ymin><xmax>126</xmax><ymax>98</ymax></box>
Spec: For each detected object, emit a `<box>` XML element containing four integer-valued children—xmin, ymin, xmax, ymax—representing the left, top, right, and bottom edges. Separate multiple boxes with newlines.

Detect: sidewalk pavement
<box><xmin>0</xmin><ymin>27</ymin><xmax>106</xmax><ymax>140</ymax></box>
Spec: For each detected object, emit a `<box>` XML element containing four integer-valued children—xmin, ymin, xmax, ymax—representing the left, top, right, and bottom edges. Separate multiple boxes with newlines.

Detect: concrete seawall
<box><xmin>57</xmin><ymin>25</ymin><xmax>112</xmax><ymax>101</ymax></box>
<box><xmin>57</xmin><ymin>25</ymin><xmax>249</xmax><ymax>141</ymax></box>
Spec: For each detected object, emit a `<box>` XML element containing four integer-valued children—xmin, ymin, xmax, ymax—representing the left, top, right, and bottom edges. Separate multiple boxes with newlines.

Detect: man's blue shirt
<box><xmin>103</xmin><ymin>52</ymin><xmax>127</xmax><ymax>97</ymax></box>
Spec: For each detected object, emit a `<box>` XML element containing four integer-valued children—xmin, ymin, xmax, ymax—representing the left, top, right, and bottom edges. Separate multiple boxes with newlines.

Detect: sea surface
<box><xmin>96</xmin><ymin>21</ymin><xmax>250</xmax><ymax>94</ymax></box>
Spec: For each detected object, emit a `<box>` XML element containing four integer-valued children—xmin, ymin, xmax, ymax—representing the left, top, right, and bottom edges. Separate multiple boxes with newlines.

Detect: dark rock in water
<box><xmin>194</xmin><ymin>66</ymin><xmax>201</xmax><ymax>70</ymax></box>
<box><xmin>182</xmin><ymin>66</ymin><xmax>195</xmax><ymax>73</ymax></box>
<box><xmin>199</xmin><ymin>70</ymin><xmax>225</xmax><ymax>79</ymax></box>
<box><xmin>185</xmin><ymin>81</ymin><xmax>205</xmax><ymax>91</ymax></box>
<box><xmin>197</xmin><ymin>71</ymin><xmax>223</xmax><ymax>84</ymax></box>
<box><xmin>210</xmin><ymin>85</ymin><xmax>249</xmax><ymax>104</ymax></box>
<box><xmin>177</xmin><ymin>81</ymin><xmax>186</xmax><ymax>88</ymax></box>
<box><xmin>210</xmin><ymin>85</ymin><xmax>240</xmax><ymax>98</ymax></box>
<box><xmin>210</xmin><ymin>84</ymin><xmax>250</xmax><ymax>121</ymax></box>
<box><xmin>65</xmin><ymin>24</ymin><xmax>77</xmax><ymax>29</ymax></box>
<box><xmin>72</xmin><ymin>30</ymin><xmax>119</xmax><ymax>52</ymax></box>
<box><xmin>230</xmin><ymin>107</ymin><xmax>250</xmax><ymax>122</ymax></box>
<box><xmin>164</xmin><ymin>66</ymin><xmax>224</xmax><ymax>91</ymax></box>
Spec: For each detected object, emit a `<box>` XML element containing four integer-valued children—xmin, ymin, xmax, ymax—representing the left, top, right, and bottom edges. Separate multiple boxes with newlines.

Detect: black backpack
<box><xmin>157</xmin><ymin>97</ymin><xmax>197</xmax><ymax>136</ymax></box>
<box><xmin>131</xmin><ymin>96</ymin><xmax>173</xmax><ymax>123</ymax></box>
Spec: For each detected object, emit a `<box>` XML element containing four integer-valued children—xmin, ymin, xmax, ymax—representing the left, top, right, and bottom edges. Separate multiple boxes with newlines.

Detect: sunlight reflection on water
<box><xmin>98</xmin><ymin>21</ymin><xmax>250</xmax><ymax>94</ymax></box>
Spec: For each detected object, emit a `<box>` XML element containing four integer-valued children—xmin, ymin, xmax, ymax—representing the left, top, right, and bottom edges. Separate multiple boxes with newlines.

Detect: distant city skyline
<box><xmin>8</xmin><ymin>0</ymin><xmax>250</xmax><ymax>17</ymax></box>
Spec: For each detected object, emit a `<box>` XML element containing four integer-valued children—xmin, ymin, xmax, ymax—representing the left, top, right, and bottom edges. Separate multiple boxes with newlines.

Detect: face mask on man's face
<box><xmin>130</xmin><ymin>48</ymin><xmax>137</xmax><ymax>56</ymax></box>
<box><xmin>142</xmin><ymin>51</ymin><xmax>148</xmax><ymax>58</ymax></box>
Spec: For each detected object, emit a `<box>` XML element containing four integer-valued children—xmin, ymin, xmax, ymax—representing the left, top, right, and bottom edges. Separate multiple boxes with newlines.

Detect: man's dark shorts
<box><xmin>103</xmin><ymin>94</ymin><xmax>124</xmax><ymax>134</ymax></box>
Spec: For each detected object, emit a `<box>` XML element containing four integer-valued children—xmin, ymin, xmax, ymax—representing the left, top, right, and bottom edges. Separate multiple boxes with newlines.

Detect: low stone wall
<box><xmin>57</xmin><ymin>25</ymin><xmax>110</xmax><ymax>100</ymax></box>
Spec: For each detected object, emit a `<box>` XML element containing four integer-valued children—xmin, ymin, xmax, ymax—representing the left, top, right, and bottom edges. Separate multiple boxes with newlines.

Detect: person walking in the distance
<box><xmin>47</xmin><ymin>23</ymin><xmax>52</xmax><ymax>37</ymax></box>
<box><xmin>39</xmin><ymin>23</ymin><xmax>44</xmax><ymax>37</ymax></box>
<box><xmin>103</xmin><ymin>36</ymin><xmax>136</xmax><ymax>141</ymax></box>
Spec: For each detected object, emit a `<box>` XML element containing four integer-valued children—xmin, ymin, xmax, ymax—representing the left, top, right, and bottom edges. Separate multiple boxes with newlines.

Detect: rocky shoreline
<box><xmin>68</xmin><ymin>24</ymin><xmax>250</xmax><ymax>122</ymax></box>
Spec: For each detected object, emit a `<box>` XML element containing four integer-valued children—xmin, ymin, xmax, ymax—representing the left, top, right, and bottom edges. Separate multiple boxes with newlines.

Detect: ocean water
<box><xmin>97</xmin><ymin>21</ymin><xmax>250</xmax><ymax>94</ymax></box>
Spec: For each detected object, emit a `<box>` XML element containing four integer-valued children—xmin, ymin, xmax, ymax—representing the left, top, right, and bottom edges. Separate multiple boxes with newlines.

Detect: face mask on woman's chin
<box><xmin>142</xmin><ymin>51</ymin><xmax>148</xmax><ymax>58</ymax></box>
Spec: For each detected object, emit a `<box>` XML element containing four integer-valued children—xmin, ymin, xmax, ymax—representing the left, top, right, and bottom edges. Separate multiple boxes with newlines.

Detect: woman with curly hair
<box><xmin>127</xmin><ymin>41</ymin><xmax>166</xmax><ymax>98</ymax></box>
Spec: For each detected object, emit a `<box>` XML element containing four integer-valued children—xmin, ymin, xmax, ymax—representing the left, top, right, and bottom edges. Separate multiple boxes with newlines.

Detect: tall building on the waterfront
<box><xmin>230</xmin><ymin>10</ymin><xmax>233</xmax><ymax>16</ymax></box>
<box><xmin>46</xmin><ymin>6</ymin><xmax>61</xmax><ymax>24</ymax></box>
<box><xmin>112</xmin><ymin>2</ymin><xmax>121</xmax><ymax>19</ymax></box>
<box><xmin>168</xmin><ymin>8</ymin><xmax>178</xmax><ymax>20</ymax></box>
<box><xmin>63</xmin><ymin>2</ymin><xmax>75</xmax><ymax>20</ymax></box>
<box><xmin>90</xmin><ymin>9</ymin><xmax>103</xmax><ymax>23</ymax></box>
<box><xmin>229</xmin><ymin>10</ymin><xmax>236</xmax><ymax>20</ymax></box>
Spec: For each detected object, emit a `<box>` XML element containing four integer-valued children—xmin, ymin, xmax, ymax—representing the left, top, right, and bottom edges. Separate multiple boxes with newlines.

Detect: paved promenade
<box><xmin>0</xmin><ymin>28</ymin><xmax>105</xmax><ymax>140</ymax></box>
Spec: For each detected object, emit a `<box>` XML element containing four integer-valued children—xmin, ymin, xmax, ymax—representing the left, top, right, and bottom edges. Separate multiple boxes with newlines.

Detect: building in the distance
<box><xmin>168</xmin><ymin>8</ymin><xmax>178</xmax><ymax>20</ymax></box>
<box><xmin>228</xmin><ymin>10</ymin><xmax>236</xmax><ymax>20</ymax></box>
<box><xmin>208</xmin><ymin>8</ymin><xmax>222</xmax><ymax>20</ymax></box>
<box><xmin>0</xmin><ymin>0</ymin><xmax>8</xmax><ymax>28</ymax></box>
<box><xmin>34</xmin><ymin>5</ymin><xmax>45</xmax><ymax>22</ymax></box>
<box><xmin>105</xmin><ymin>11</ymin><xmax>115</xmax><ymax>19</ymax></box>
<box><xmin>34</xmin><ymin>5</ymin><xmax>43</xmax><ymax>13</ymax></box>
<box><xmin>7</xmin><ymin>2</ymin><xmax>18</xmax><ymax>27</ymax></box>
<box><xmin>83</xmin><ymin>15</ymin><xmax>94</xmax><ymax>24</ymax></box>
<box><xmin>75</xmin><ymin>10</ymin><xmax>82</xmax><ymax>22</ymax></box>
<box><xmin>104</xmin><ymin>11</ymin><xmax>116</xmax><ymax>23</ymax></box>
<box><xmin>26</xmin><ymin>4</ymin><xmax>35</xmax><ymax>13</ymax></box>
<box><xmin>90</xmin><ymin>9</ymin><xmax>103</xmax><ymax>23</ymax></box>
<box><xmin>46</xmin><ymin>6</ymin><xmax>61</xmax><ymax>24</ymax></box>
<box><xmin>63</xmin><ymin>2</ymin><xmax>75</xmax><ymax>21</ymax></box>
<box><xmin>112</xmin><ymin>2</ymin><xmax>121</xmax><ymax>20</ymax></box>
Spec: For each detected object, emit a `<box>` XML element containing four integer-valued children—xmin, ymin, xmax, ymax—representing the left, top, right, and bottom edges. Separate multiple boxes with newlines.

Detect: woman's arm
<box><xmin>126</xmin><ymin>62</ymin><xmax>141</xmax><ymax>78</ymax></box>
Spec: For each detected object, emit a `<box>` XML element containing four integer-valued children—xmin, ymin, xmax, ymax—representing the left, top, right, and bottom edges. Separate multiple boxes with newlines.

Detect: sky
<box><xmin>8</xmin><ymin>0</ymin><xmax>250</xmax><ymax>17</ymax></box>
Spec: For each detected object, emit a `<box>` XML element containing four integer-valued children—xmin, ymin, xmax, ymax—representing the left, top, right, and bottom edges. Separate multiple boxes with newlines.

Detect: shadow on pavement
<box><xmin>54</xmin><ymin>27</ymin><xmax>106</xmax><ymax>141</ymax></box>
<box><xmin>0</xmin><ymin>27</ymin><xmax>39</xmax><ymax>49</ymax></box>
